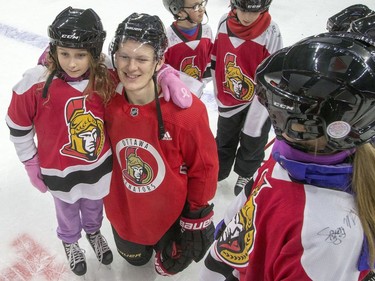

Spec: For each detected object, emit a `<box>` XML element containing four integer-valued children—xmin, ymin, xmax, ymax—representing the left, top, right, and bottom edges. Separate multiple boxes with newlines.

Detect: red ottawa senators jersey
<box><xmin>6</xmin><ymin>65</ymin><xmax>112</xmax><ymax>204</ymax></box>
<box><xmin>165</xmin><ymin>22</ymin><xmax>213</xmax><ymax>82</ymax></box>
<box><xmin>103</xmin><ymin>84</ymin><xmax>218</xmax><ymax>245</ymax></box>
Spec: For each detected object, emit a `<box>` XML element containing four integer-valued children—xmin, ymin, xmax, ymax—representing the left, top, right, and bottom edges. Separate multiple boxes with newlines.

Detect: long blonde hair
<box><xmin>352</xmin><ymin>142</ymin><xmax>375</xmax><ymax>269</ymax></box>
<box><xmin>45</xmin><ymin>50</ymin><xmax>115</xmax><ymax>104</ymax></box>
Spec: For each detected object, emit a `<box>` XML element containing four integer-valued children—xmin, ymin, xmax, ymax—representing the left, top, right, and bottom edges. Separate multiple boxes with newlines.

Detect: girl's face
<box><xmin>56</xmin><ymin>47</ymin><xmax>90</xmax><ymax>78</ymax></box>
<box><xmin>282</xmin><ymin>123</ymin><xmax>328</xmax><ymax>153</ymax></box>
<box><xmin>179</xmin><ymin>0</ymin><xmax>207</xmax><ymax>25</ymax></box>
<box><xmin>115</xmin><ymin>39</ymin><xmax>163</xmax><ymax>103</ymax></box>
<box><xmin>236</xmin><ymin>9</ymin><xmax>261</xmax><ymax>26</ymax></box>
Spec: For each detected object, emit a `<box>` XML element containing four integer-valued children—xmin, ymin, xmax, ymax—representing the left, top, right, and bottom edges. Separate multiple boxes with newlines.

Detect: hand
<box><xmin>154</xmin><ymin>241</ymin><xmax>193</xmax><ymax>276</ymax></box>
<box><xmin>157</xmin><ymin>65</ymin><xmax>192</xmax><ymax>109</ymax></box>
<box><xmin>180</xmin><ymin>204</ymin><xmax>215</xmax><ymax>262</ymax></box>
<box><xmin>23</xmin><ymin>154</ymin><xmax>48</xmax><ymax>193</ymax></box>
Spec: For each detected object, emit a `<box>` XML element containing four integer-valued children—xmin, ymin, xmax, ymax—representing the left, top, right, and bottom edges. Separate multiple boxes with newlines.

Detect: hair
<box><xmin>352</xmin><ymin>142</ymin><xmax>375</xmax><ymax>269</ymax></box>
<box><xmin>45</xmin><ymin>49</ymin><xmax>115</xmax><ymax>104</ymax></box>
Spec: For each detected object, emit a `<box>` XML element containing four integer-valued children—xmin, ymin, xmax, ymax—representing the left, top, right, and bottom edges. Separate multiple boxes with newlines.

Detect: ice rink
<box><xmin>1</xmin><ymin>0</ymin><xmax>374</xmax><ymax>280</ymax></box>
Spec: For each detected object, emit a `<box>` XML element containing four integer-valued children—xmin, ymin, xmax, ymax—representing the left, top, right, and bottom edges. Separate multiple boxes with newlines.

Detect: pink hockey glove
<box><xmin>23</xmin><ymin>154</ymin><xmax>48</xmax><ymax>193</ymax></box>
<box><xmin>157</xmin><ymin>65</ymin><xmax>193</xmax><ymax>109</ymax></box>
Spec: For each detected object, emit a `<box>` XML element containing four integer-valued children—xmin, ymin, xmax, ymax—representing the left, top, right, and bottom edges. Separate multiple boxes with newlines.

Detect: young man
<box><xmin>102</xmin><ymin>13</ymin><xmax>219</xmax><ymax>276</ymax></box>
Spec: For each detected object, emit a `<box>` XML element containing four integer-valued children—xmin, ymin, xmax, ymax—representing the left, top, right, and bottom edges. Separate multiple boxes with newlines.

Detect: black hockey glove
<box><xmin>154</xmin><ymin>240</ymin><xmax>193</xmax><ymax>276</ymax></box>
<box><xmin>180</xmin><ymin>204</ymin><xmax>215</xmax><ymax>262</ymax></box>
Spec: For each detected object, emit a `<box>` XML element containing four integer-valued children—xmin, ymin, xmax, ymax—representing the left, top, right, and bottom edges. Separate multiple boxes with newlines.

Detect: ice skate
<box><xmin>234</xmin><ymin>176</ymin><xmax>251</xmax><ymax>196</ymax></box>
<box><xmin>62</xmin><ymin>241</ymin><xmax>87</xmax><ymax>276</ymax></box>
<box><xmin>86</xmin><ymin>231</ymin><xmax>113</xmax><ymax>267</ymax></box>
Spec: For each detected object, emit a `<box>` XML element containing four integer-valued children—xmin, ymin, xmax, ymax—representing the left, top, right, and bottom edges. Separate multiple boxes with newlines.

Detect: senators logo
<box><xmin>122</xmin><ymin>147</ymin><xmax>153</xmax><ymax>185</ymax></box>
<box><xmin>223</xmin><ymin>53</ymin><xmax>255</xmax><ymax>102</ymax></box>
<box><xmin>60</xmin><ymin>97</ymin><xmax>104</xmax><ymax>161</ymax></box>
<box><xmin>116</xmin><ymin>138</ymin><xmax>166</xmax><ymax>193</ymax></box>
<box><xmin>215</xmin><ymin>169</ymin><xmax>271</xmax><ymax>267</ymax></box>
<box><xmin>180</xmin><ymin>56</ymin><xmax>201</xmax><ymax>80</ymax></box>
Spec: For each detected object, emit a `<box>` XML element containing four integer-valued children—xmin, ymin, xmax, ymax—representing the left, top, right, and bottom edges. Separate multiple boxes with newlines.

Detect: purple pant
<box><xmin>53</xmin><ymin>197</ymin><xmax>103</xmax><ymax>243</ymax></box>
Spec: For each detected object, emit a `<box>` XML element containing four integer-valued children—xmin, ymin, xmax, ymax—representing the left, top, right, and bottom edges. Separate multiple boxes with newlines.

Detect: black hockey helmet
<box><xmin>326</xmin><ymin>4</ymin><xmax>374</xmax><ymax>32</ymax></box>
<box><xmin>48</xmin><ymin>6</ymin><xmax>106</xmax><ymax>59</ymax></box>
<box><xmin>350</xmin><ymin>14</ymin><xmax>375</xmax><ymax>40</ymax></box>
<box><xmin>255</xmin><ymin>32</ymin><xmax>375</xmax><ymax>153</ymax></box>
<box><xmin>230</xmin><ymin>0</ymin><xmax>272</xmax><ymax>12</ymax></box>
<box><xmin>109</xmin><ymin>13</ymin><xmax>168</xmax><ymax>60</ymax></box>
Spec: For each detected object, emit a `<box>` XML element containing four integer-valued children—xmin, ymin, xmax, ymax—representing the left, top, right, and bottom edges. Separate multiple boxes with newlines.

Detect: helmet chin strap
<box><xmin>153</xmin><ymin>64</ymin><xmax>165</xmax><ymax>140</ymax></box>
<box><xmin>177</xmin><ymin>10</ymin><xmax>209</xmax><ymax>25</ymax></box>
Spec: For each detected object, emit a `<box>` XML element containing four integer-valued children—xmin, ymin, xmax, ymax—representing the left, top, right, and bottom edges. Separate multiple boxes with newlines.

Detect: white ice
<box><xmin>0</xmin><ymin>0</ymin><xmax>374</xmax><ymax>280</ymax></box>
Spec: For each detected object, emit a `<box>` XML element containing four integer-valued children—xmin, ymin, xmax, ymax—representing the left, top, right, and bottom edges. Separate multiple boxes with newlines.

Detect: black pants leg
<box><xmin>216</xmin><ymin>109</ymin><xmax>248</xmax><ymax>181</ymax></box>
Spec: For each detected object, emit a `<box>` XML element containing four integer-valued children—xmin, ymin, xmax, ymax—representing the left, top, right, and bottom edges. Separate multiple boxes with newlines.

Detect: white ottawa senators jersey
<box><xmin>202</xmin><ymin>156</ymin><xmax>367</xmax><ymax>281</ymax></box>
<box><xmin>6</xmin><ymin>65</ymin><xmax>112</xmax><ymax>203</ymax></box>
<box><xmin>211</xmin><ymin>14</ymin><xmax>283</xmax><ymax>118</ymax></box>
<box><xmin>165</xmin><ymin>22</ymin><xmax>213</xmax><ymax>82</ymax></box>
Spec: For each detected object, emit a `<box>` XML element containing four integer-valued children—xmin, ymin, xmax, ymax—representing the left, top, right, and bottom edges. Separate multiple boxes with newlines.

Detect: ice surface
<box><xmin>1</xmin><ymin>0</ymin><xmax>373</xmax><ymax>280</ymax></box>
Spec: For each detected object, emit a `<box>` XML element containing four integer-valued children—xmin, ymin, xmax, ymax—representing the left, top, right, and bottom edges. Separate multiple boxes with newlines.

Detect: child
<box><xmin>6</xmin><ymin>6</ymin><xmax>192</xmax><ymax>277</ymax></box>
<box><xmin>212</xmin><ymin>0</ymin><xmax>283</xmax><ymax>195</ymax></box>
<box><xmin>6</xmin><ymin>7</ymin><xmax>113</xmax><ymax>276</ymax></box>
<box><xmin>200</xmin><ymin>32</ymin><xmax>375</xmax><ymax>280</ymax></box>
<box><xmin>163</xmin><ymin>0</ymin><xmax>213</xmax><ymax>84</ymax></box>
<box><xmin>102</xmin><ymin>13</ymin><xmax>218</xmax><ymax>276</ymax></box>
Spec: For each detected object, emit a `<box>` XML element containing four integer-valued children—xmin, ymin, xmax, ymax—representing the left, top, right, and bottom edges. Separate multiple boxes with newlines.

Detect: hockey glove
<box><xmin>23</xmin><ymin>154</ymin><xmax>48</xmax><ymax>193</ymax></box>
<box><xmin>157</xmin><ymin>65</ymin><xmax>192</xmax><ymax>109</ymax></box>
<box><xmin>154</xmin><ymin>240</ymin><xmax>193</xmax><ymax>276</ymax></box>
<box><xmin>180</xmin><ymin>204</ymin><xmax>215</xmax><ymax>262</ymax></box>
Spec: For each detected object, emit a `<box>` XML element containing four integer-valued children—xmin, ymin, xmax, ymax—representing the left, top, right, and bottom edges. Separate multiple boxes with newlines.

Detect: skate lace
<box><xmin>236</xmin><ymin>176</ymin><xmax>251</xmax><ymax>188</ymax></box>
<box><xmin>65</xmin><ymin>242</ymin><xmax>85</xmax><ymax>270</ymax></box>
<box><xmin>88</xmin><ymin>232</ymin><xmax>110</xmax><ymax>263</ymax></box>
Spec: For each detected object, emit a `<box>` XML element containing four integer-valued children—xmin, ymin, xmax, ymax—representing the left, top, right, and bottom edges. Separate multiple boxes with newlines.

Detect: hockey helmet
<box><xmin>109</xmin><ymin>13</ymin><xmax>168</xmax><ymax>60</ymax></box>
<box><xmin>48</xmin><ymin>6</ymin><xmax>106</xmax><ymax>59</ymax></box>
<box><xmin>255</xmin><ymin>32</ymin><xmax>375</xmax><ymax>153</ymax></box>
<box><xmin>326</xmin><ymin>4</ymin><xmax>374</xmax><ymax>32</ymax></box>
<box><xmin>231</xmin><ymin>0</ymin><xmax>272</xmax><ymax>12</ymax></box>
<box><xmin>163</xmin><ymin>0</ymin><xmax>184</xmax><ymax>17</ymax></box>
<box><xmin>350</xmin><ymin>14</ymin><xmax>375</xmax><ymax>40</ymax></box>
